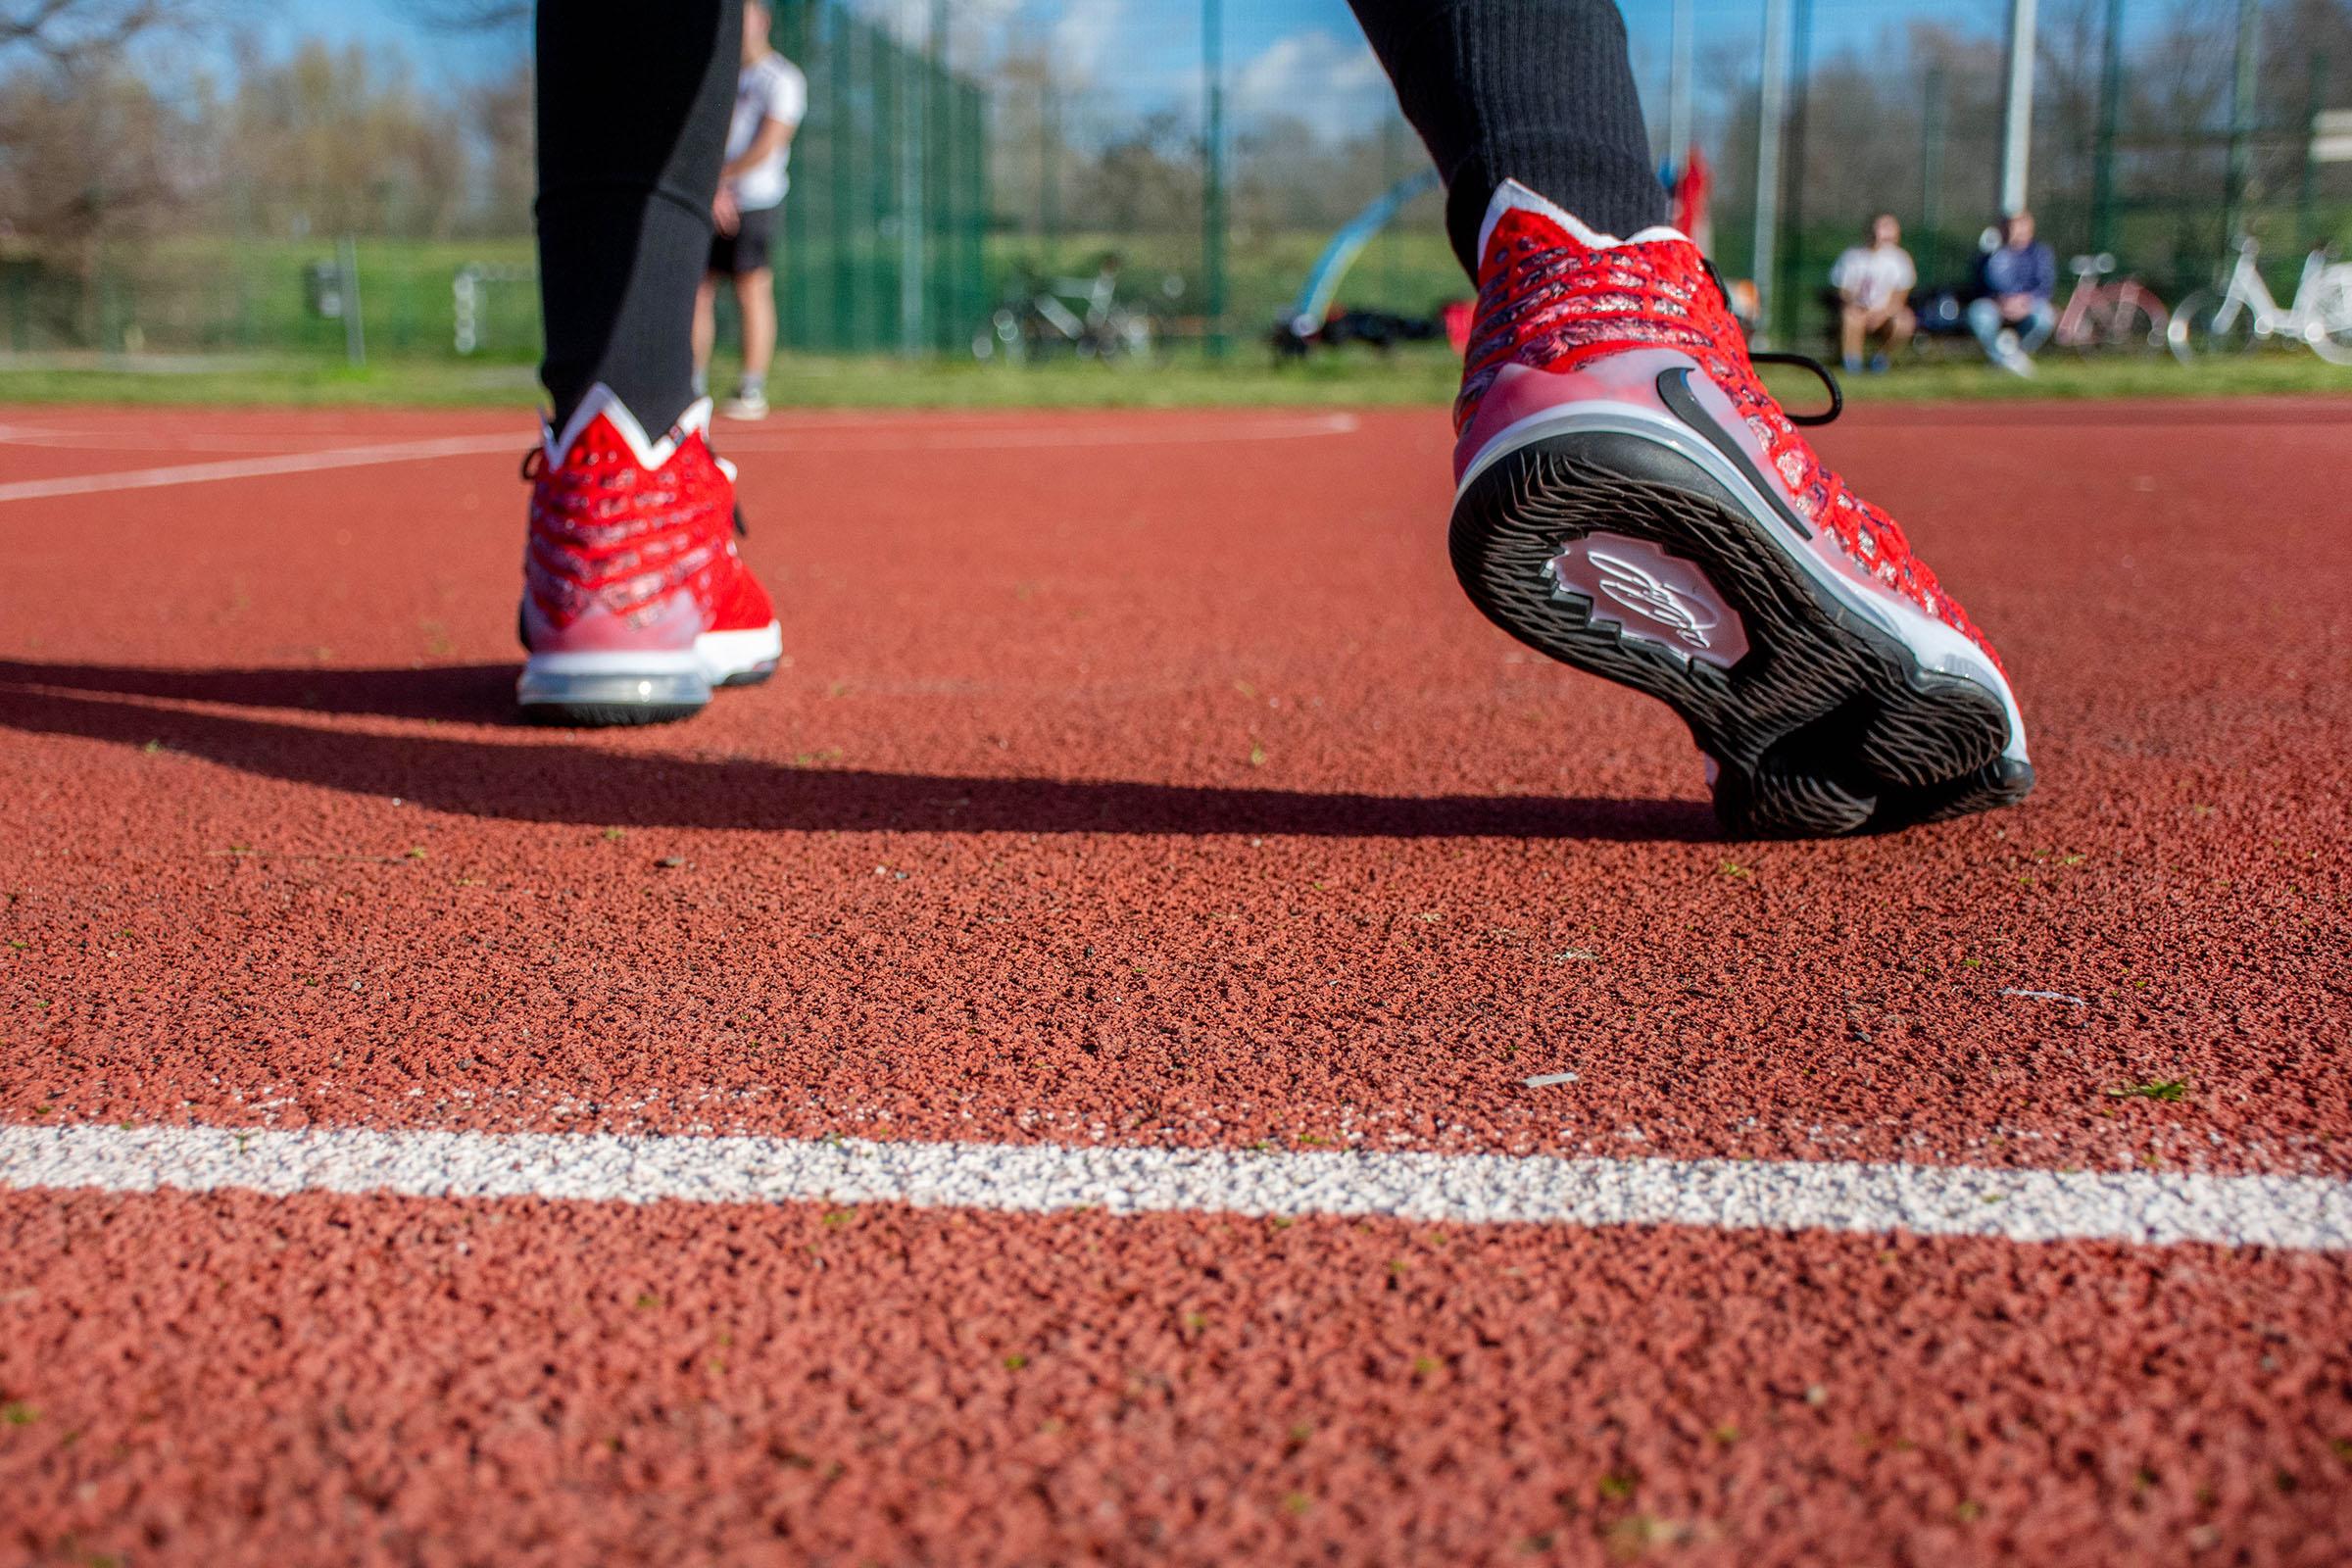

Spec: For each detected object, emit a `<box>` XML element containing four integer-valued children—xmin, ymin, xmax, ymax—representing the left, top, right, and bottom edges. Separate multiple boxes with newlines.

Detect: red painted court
<box><xmin>2</xmin><ymin>398</ymin><xmax>2348</xmax><ymax>1564</ymax></box>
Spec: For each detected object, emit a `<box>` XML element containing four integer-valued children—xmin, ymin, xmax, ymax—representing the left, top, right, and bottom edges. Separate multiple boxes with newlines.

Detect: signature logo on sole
<box><xmin>1586</xmin><ymin>549</ymin><xmax>1720</xmax><ymax>649</ymax></box>
<box><xmin>1546</xmin><ymin>533</ymin><xmax>1750</xmax><ymax>671</ymax></box>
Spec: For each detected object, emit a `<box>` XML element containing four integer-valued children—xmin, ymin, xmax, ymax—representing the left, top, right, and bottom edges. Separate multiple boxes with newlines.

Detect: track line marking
<box><xmin>0</xmin><ymin>433</ymin><xmax>522</xmax><ymax>504</ymax></box>
<box><xmin>0</xmin><ymin>412</ymin><xmax>1359</xmax><ymax>480</ymax></box>
<box><xmin>709</xmin><ymin>412</ymin><xmax>1361</xmax><ymax>453</ymax></box>
<box><xmin>4</xmin><ymin>1124</ymin><xmax>2345</xmax><ymax>1250</ymax></box>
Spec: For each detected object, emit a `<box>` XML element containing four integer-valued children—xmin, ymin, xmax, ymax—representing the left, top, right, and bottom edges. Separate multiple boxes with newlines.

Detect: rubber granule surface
<box><xmin>1</xmin><ymin>400</ymin><xmax>2348</xmax><ymax>1565</ymax></box>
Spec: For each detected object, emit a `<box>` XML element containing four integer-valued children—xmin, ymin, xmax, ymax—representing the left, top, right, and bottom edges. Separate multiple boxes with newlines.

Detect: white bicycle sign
<box><xmin>2168</xmin><ymin>238</ymin><xmax>2352</xmax><ymax>366</ymax></box>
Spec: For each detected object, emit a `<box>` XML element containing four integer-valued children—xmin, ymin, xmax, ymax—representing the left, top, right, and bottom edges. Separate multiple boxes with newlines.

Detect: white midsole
<box><xmin>1458</xmin><ymin>398</ymin><xmax>2029</xmax><ymax>764</ymax></box>
<box><xmin>519</xmin><ymin>621</ymin><xmax>783</xmax><ymax>687</ymax></box>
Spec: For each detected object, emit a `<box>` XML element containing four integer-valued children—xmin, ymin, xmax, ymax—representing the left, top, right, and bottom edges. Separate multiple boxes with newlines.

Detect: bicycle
<box><xmin>972</xmin><ymin>256</ymin><xmax>1156</xmax><ymax>365</ymax></box>
<box><xmin>2168</xmin><ymin>238</ymin><xmax>2352</xmax><ymax>366</ymax></box>
<box><xmin>2049</xmin><ymin>253</ymin><xmax>2168</xmax><ymax>355</ymax></box>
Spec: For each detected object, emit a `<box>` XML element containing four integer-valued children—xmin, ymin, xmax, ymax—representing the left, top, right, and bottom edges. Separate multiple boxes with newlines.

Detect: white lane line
<box><xmin>709</xmin><ymin>412</ymin><xmax>1362</xmax><ymax>453</ymax></box>
<box><xmin>0</xmin><ymin>412</ymin><xmax>1361</xmax><ymax>477</ymax></box>
<box><xmin>0</xmin><ymin>433</ymin><xmax>522</xmax><ymax>505</ymax></box>
<box><xmin>4</xmin><ymin>1123</ymin><xmax>2345</xmax><ymax>1251</ymax></box>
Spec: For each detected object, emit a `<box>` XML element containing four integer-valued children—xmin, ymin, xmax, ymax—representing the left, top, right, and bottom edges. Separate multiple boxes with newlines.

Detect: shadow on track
<box><xmin>0</xmin><ymin>659</ymin><xmax>1718</xmax><ymax>843</ymax></box>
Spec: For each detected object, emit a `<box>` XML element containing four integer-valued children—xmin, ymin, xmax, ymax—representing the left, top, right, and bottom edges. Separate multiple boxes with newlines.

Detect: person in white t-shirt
<box><xmin>693</xmin><ymin>0</ymin><xmax>808</xmax><ymax>420</ymax></box>
<box><xmin>1830</xmin><ymin>214</ymin><xmax>1917</xmax><ymax>374</ymax></box>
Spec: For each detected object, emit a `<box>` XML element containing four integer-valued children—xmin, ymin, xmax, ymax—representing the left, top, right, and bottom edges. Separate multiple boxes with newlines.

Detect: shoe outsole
<box><xmin>518</xmin><ymin>699</ymin><xmax>710</xmax><ymax>728</ymax></box>
<box><xmin>514</xmin><ymin>661</ymin><xmax>779</xmax><ymax>728</ymax></box>
<box><xmin>513</xmin><ymin>608</ymin><xmax>778</xmax><ymax>727</ymax></box>
<box><xmin>1450</xmin><ymin>429</ymin><xmax>2034</xmax><ymax>838</ymax></box>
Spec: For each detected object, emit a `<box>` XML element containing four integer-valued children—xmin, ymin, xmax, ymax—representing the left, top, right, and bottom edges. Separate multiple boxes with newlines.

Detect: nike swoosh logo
<box><xmin>1654</xmin><ymin>368</ymin><xmax>1814</xmax><ymax>541</ymax></box>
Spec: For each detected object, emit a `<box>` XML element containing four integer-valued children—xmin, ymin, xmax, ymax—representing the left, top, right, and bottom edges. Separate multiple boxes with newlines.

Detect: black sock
<box><xmin>535</xmin><ymin>0</ymin><xmax>738</xmax><ymax>431</ymax></box>
<box><xmin>1348</xmin><ymin>0</ymin><xmax>1664</xmax><ymax>274</ymax></box>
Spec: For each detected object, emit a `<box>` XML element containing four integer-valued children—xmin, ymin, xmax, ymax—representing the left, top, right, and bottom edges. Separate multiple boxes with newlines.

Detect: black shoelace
<box><xmin>1698</xmin><ymin>256</ymin><xmax>1844</xmax><ymax>426</ymax></box>
<box><xmin>1748</xmin><ymin>351</ymin><xmax>1843</xmax><ymax>426</ymax></box>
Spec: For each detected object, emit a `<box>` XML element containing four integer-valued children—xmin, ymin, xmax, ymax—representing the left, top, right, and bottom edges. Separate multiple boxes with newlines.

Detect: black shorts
<box><xmin>708</xmin><ymin>203</ymin><xmax>779</xmax><ymax>276</ymax></box>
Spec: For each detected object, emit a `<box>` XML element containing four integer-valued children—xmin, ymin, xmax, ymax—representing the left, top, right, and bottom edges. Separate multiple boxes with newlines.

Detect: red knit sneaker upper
<box><xmin>1456</xmin><ymin>187</ymin><xmax>1997</xmax><ymax>663</ymax></box>
<box><xmin>523</xmin><ymin>387</ymin><xmax>772</xmax><ymax>640</ymax></box>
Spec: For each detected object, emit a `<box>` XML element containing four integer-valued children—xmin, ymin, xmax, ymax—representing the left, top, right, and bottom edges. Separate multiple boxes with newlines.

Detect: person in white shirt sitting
<box><xmin>693</xmin><ymin>0</ymin><xmax>808</xmax><ymax>420</ymax></box>
<box><xmin>1830</xmin><ymin>214</ymin><xmax>1917</xmax><ymax>375</ymax></box>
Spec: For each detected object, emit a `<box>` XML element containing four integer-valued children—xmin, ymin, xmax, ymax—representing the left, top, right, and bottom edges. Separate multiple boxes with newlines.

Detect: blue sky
<box><xmin>263</xmin><ymin>0</ymin><xmax>2020</xmax><ymax>124</ymax></box>
<box><xmin>265</xmin><ymin>0</ymin><xmax>526</xmax><ymax>80</ymax></box>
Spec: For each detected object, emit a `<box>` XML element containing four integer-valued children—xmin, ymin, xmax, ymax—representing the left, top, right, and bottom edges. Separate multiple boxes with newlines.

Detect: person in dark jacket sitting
<box><xmin>1966</xmin><ymin>210</ymin><xmax>2057</xmax><ymax>376</ymax></box>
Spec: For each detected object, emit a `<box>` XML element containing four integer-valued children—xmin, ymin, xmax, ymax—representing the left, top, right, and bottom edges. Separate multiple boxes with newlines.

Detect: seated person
<box><xmin>1830</xmin><ymin>213</ymin><xmax>1917</xmax><ymax>373</ymax></box>
<box><xmin>1966</xmin><ymin>211</ymin><xmax>2057</xmax><ymax>376</ymax></box>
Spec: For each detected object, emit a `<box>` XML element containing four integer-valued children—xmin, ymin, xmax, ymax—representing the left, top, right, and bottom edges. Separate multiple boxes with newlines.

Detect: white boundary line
<box><xmin>710</xmin><ymin>412</ymin><xmax>1361</xmax><ymax>453</ymax></box>
<box><xmin>4</xmin><ymin>1124</ymin><xmax>2345</xmax><ymax>1250</ymax></box>
<box><xmin>0</xmin><ymin>432</ymin><xmax>521</xmax><ymax>505</ymax></box>
<box><xmin>0</xmin><ymin>413</ymin><xmax>1362</xmax><ymax>502</ymax></box>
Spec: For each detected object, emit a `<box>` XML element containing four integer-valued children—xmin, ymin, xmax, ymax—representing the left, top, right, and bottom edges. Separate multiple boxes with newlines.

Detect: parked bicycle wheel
<box><xmin>2101</xmin><ymin>285</ymin><xmax>2169</xmax><ymax>354</ymax></box>
<box><xmin>2167</xmin><ymin>291</ymin><xmax>2256</xmax><ymax>364</ymax></box>
<box><xmin>972</xmin><ymin>306</ymin><xmax>1027</xmax><ymax>364</ymax></box>
<box><xmin>2072</xmin><ymin>293</ymin><xmax>2167</xmax><ymax>356</ymax></box>
<box><xmin>2310</xmin><ymin>277</ymin><xmax>2352</xmax><ymax>366</ymax></box>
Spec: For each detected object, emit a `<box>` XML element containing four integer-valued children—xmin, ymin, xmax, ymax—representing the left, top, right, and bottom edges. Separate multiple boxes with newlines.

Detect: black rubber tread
<box><xmin>518</xmin><ymin>701</ymin><xmax>708</xmax><ymax>728</ymax></box>
<box><xmin>1449</xmin><ymin>430</ymin><xmax>2034</xmax><ymax>838</ymax></box>
<box><xmin>717</xmin><ymin>663</ymin><xmax>777</xmax><ymax>689</ymax></box>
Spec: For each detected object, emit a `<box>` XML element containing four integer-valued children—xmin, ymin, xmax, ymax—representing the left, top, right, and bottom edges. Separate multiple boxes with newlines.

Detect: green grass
<box><xmin>0</xmin><ymin>345</ymin><xmax>1466</xmax><ymax>410</ymax></box>
<box><xmin>12</xmin><ymin>228</ymin><xmax>1461</xmax><ymax>364</ymax></box>
<box><xmin>1820</xmin><ymin>350</ymin><xmax>2352</xmax><ymax>402</ymax></box>
<box><xmin>2</xmin><ymin>341</ymin><xmax>2345</xmax><ymax>411</ymax></box>
<box><xmin>13</xmin><ymin>226</ymin><xmax>2348</xmax><ymax>410</ymax></box>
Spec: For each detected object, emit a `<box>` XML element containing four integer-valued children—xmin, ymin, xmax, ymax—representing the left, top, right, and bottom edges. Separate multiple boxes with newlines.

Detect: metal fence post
<box><xmin>337</xmin><ymin>234</ymin><xmax>366</xmax><ymax>368</ymax></box>
<box><xmin>867</xmin><ymin>20</ymin><xmax>894</xmax><ymax>351</ymax></box>
<box><xmin>2090</xmin><ymin>0</ymin><xmax>2123</xmax><ymax>255</ymax></box>
<box><xmin>2299</xmin><ymin>53</ymin><xmax>2329</xmax><ymax>249</ymax></box>
<box><xmin>1998</xmin><ymin>0</ymin><xmax>2038</xmax><ymax>215</ymax></box>
<box><xmin>1751</xmin><ymin>0</ymin><xmax>1790</xmax><ymax>348</ymax></box>
<box><xmin>898</xmin><ymin>1</ymin><xmax>926</xmax><ymax>357</ymax></box>
<box><xmin>1202</xmin><ymin>0</ymin><xmax>1228</xmax><ymax>358</ymax></box>
<box><xmin>1778</xmin><ymin>0</ymin><xmax>1815</xmax><ymax>348</ymax></box>
<box><xmin>1920</xmin><ymin>65</ymin><xmax>1945</xmax><ymax>281</ymax></box>
<box><xmin>831</xmin><ymin>2</ymin><xmax>855</xmax><ymax>354</ymax></box>
<box><xmin>2223</xmin><ymin>0</ymin><xmax>2259</xmax><ymax>244</ymax></box>
<box><xmin>1667</xmin><ymin>0</ymin><xmax>1694</xmax><ymax>167</ymax></box>
<box><xmin>1041</xmin><ymin>69</ymin><xmax>1061</xmax><ymax>270</ymax></box>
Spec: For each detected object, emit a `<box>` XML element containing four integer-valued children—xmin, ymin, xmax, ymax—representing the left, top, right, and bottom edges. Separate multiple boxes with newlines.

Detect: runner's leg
<box><xmin>535</xmin><ymin>0</ymin><xmax>738</xmax><ymax>427</ymax></box>
<box><xmin>2016</xmin><ymin>300</ymin><xmax>2057</xmax><ymax>356</ymax></box>
<box><xmin>1346</xmin><ymin>0</ymin><xmax>1663</xmax><ymax>271</ymax></box>
<box><xmin>691</xmin><ymin>274</ymin><xmax>720</xmax><ymax>396</ymax></box>
<box><xmin>737</xmin><ymin>268</ymin><xmax>777</xmax><ymax>388</ymax></box>
<box><xmin>1885</xmin><ymin>305</ymin><xmax>1916</xmax><ymax>354</ymax></box>
<box><xmin>1965</xmin><ymin>297</ymin><xmax>2006</xmax><ymax>361</ymax></box>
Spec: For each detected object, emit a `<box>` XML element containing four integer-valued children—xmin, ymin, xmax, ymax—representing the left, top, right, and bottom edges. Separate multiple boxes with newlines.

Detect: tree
<box><xmin>221</xmin><ymin>39</ymin><xmax>470</xmax><ymax>239</ymax></box>
<box><xmin>469</xmin><ymin>57</ymin><xmax>534</xmax><ymax>235</ymax></box>
<box><xmin>0</xmin><ymin>60</ymin><xmax>191</xmax><ymax>249</ymax></box>
<box><xmin>1</xmin><ymin>0</ymin><xmax>200</xmax><ymax>61</ymax></box>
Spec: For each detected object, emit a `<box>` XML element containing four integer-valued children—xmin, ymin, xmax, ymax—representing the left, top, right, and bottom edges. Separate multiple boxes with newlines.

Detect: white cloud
<box><xmin>845</xmin><ymin>0</ymin><xmax>1025</xmax><ymax>65</ymax></box>
<box><xmin>1229</xmin><ymin>28</ymin><xmax>1392</xmax><ymax>141</ymax></box>
<box><xmin>1051</xmin><ymin>0</ymin><xmax>1127</xmax><ymax>82</ymax></box>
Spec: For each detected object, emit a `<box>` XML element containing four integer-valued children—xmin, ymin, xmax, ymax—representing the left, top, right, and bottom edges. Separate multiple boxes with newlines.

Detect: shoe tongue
<box><xmin>1475</xmin><ymin>178</ymin><xmax>1692</xmax><ymax>271</ymax></box>
<box><xmin>547</xmin><ymin>383</ymin><xmax>705</xmax><ymax>472</ymax></box>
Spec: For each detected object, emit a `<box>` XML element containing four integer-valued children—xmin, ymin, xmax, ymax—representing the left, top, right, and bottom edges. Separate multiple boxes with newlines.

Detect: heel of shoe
<box><xmin>516</xmin><ymin>653</ymin><xmax>712</xmax><ymax>727</ymax></box>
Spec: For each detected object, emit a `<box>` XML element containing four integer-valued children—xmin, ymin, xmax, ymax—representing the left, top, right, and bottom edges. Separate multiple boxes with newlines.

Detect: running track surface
<box><xmin>2</xmin><ymin>400</ymin><xmax>2347</xmax><ymax>1565</ymax></box>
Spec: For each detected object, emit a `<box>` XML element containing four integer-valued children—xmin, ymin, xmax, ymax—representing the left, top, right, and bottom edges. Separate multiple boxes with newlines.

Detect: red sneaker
<box><xmin>516</xmin><ymin>384</ymin><xmax>781</xmax><ymax>725</ymax></box>
<box><xmin>1448</xmin><ymin>182</ymin><xmax>2033</xmax><ymax>835</ymax></box>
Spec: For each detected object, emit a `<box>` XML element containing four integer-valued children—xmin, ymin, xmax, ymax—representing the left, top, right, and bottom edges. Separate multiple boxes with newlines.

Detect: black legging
<box><xmin>1348</xmin><ymin>0</ymin><xmax>1663</xmax><ymax>270</ymax></box>
<box><xmin>535</xmin><ymin>0</ymin><xmax>739</xmax><ymax>428</ymax></box>
<box><xmin>532</xmin><ymin>0</ymin><xmax>1659</xmax><ymax>429</ymax></box>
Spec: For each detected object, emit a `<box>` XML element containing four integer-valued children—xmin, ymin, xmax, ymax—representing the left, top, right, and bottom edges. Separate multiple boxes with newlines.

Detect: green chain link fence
<box><xmin>0</xmin><ymin>0</ymin><xmax>991</xmax><ymax>366</ymax></box>
<box><xmin>771</xmin><ymin>0</ymin><xmax>990</xmax><ymax>355</ymax></box>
